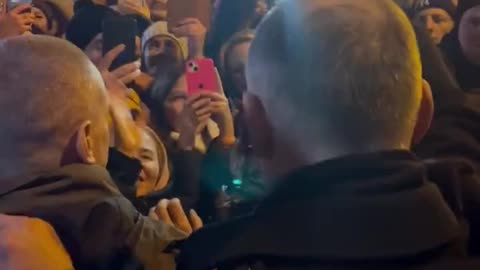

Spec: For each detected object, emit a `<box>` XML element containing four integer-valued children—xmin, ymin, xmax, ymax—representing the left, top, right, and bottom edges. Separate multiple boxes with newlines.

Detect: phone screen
<box><xmin>102</xmin><ymin>16</ymin><xmax>137</xmax><ymax>70</ymax></box>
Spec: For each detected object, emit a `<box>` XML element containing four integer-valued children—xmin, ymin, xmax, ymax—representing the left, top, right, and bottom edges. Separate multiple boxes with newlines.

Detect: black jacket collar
<box><xmin>180</xmin><ymin>151</ymin><xmax>462</xmax><ymax>269</ymax></box>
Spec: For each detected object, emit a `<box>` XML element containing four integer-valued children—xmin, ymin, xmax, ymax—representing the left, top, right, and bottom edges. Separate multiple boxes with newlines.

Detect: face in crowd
<box><xmin>32</xmin><ymin>7</ymin><xmax>50</xmax><ymax>35</ymax></box>
<box><xmin>143</xmin><ymin>35</ymin><xmax>183</xmax><ymax>75</ymax></box>
<box><xmin>225</xmin><ymin>40</ymin><xmax>251</xmax><ymax>98</ymax></box>
<box><xmin>413</xmin><ymin>7</ymin><xmax>454</xmax><ymax>44</ymax></box>
<box><xmin>459</xmin><ymin>5</ymin><xmax>480</xmax><ymax>65</ymax></box>
<box><xmin>136</xmin><ymin>128</ymin><xmax>169</xmax><ymax>197</ymax></box>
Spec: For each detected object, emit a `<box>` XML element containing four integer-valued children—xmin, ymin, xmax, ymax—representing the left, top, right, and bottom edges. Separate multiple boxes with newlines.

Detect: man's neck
<box><xmin>261</xmin><ymin>140</ymin><xmax>411</xmax><ymax>182</ymax></box>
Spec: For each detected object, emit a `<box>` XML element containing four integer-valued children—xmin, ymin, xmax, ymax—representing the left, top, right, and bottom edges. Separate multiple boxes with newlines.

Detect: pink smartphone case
<box><xmin>185</xmin><ymin>58</ymin><xmax>218</xmax><ymax>96</ymax></box>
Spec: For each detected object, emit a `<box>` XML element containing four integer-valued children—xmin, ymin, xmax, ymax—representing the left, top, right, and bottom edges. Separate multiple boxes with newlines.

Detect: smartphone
<box><xmin>102</xmin><ymin>16</ymin><xmax>137</xmax><ymax>70</ymax></box>
<box><xmin>185</xmin><ymin>58</ymin><xmax>218</xmax><ymax>96</ymax></box>
<box><xmin>167</xmin><ymin>0</ymin><xmax>211</xmax><ymax>29</ymax></box>
<box><xmin>7</xmin><ymin>0</ymin><xmax>31</xmax><ymax>12</ymax></box>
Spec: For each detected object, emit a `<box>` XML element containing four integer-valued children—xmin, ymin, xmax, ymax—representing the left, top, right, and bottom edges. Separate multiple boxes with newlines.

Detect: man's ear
<box><xmin>412</xmin><ymin>79</ymin><xmax>434</xmax><ymax>145</ymax></box>
<box><xmin>75</xmin><ymin>121</ymin><xmax>97</xmax><ymax>164</ymax></box>
<box><xmin>242</xmin><ymin>92</ymin><xmax>273</xmax><ymax>158</ymax></box>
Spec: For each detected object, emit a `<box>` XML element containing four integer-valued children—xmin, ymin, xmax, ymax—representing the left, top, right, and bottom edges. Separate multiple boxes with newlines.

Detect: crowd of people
<box><xmin>1</xmin><ymin>0</ymin><xmax>480</xmax><ymax>269</ymax></box>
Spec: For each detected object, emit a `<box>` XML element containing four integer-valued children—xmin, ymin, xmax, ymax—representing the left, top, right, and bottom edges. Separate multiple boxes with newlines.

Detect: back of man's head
<box><xmin>246</xmin><ymin>0</ymin><xmax>423</xmax><ymax>158</ymax></box>
<box><xmin>0</xmin><ymin>35</ymin><xmax>109</xmax><ymax>179</ymax></box>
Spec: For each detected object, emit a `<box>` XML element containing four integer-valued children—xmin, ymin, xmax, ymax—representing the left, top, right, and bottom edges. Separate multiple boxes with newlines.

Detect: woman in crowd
<box><xmin>220</xmin><ymin>30</ymin><xmax>253</xmax><ymax>106</ymax></box>
<box><xmin>145</xmin><ymin>62</ymin><xmax>235</xmax><ymax>220</ymax></box>
<box><xmin>441</xmin><ymin>0</ymin><xmax>480</xmax><ymax>91</ymax></box>
<box><xmin>115</xmin><ymin>126</ymin><xmax>174</xmax><ymax>214</ymax></box>
<box><xmin>218</xmin><ymin>30</ymin><xmax>266</xmax><ymax>220</ymax></box>
<box><xmin>412</xmin><ymin>0</ymin><xmax>455</xmax><ymax>45</ymax></box>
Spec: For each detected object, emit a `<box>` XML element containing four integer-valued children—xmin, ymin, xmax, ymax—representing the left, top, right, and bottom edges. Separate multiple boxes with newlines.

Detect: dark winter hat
<box><xmin>457</xmin><ymin>0</ymin><xmax>480</xmax><ymax>19</ymax></box>
<box><xmin>414</xmin><ymin>0</ymin><xmax>456</xmax><ymax>18</ymax></box>
<box><xmin>66</xmin><ymin>4</ymin><xmax>115</xmax><ymax>50</ymax></box>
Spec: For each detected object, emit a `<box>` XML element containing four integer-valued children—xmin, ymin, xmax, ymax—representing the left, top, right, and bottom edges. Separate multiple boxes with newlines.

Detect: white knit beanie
<box><xmin>141</xmin><ymin>21</ymin><xmax>188</xmax><ymax>60</ymax></box>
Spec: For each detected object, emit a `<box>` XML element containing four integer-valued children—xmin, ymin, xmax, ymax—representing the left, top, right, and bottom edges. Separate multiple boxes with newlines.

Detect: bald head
<box><xmin>0</xmin><ymin>35</ymin><xmax>109</xmax><ymax>177</ymax></box>
<box><xmin>246</xmin><ymin>0</ymin><xmax>423</xmax><ymax>153</ymax></box>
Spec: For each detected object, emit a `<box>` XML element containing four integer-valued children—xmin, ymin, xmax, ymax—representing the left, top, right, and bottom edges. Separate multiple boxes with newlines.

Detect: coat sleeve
<box><xmin>84</xmin><ymin>196</ymin><xmax>188</xmax><ymax>270</ymax></box>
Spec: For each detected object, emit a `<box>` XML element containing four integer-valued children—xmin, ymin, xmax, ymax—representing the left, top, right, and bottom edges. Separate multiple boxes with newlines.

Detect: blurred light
<box><xmin>232</xmin><ymin>179</ymin><xmax>243</xmax><ymax>185</ymax></box>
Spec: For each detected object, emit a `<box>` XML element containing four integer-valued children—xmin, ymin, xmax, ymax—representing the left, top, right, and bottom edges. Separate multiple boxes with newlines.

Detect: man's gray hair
<box><xmin>246</xmin><ymin>0</ymin><xmax>422</xmax><ymax>152</ymax></box>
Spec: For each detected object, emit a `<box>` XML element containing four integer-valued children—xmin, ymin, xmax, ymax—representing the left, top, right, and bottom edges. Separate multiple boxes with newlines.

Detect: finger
<box><xmin>98</xmin><ymin>44</ymin><xmax>126</xmax><ymax>72</ymax></box>
<box><xmin>154</xmin><ymin>199</ymin><xmax>173</xmax><ymax>225</ymax></box>
<box><xmin>120</xmin><ymin>70</ymin><xmax>141</xmax><ymax>84</ymax></box>
<box><xmin>111</xmin><ymin>62</ymin><xmax>140</xmax><ymax>79</ymax></box>
<box><xmin>171</xmin><ymin>24</ymin><xmax>197</xmax><ymax>36</ymax></box>
<box><xmin>198</xmin><ymin>92</ymin><xmax>226</xmax><ymax>102</ymax></box>
<box><xmin>175</xmin><ymin>17</ymin><xmax>201</xmax><ymax>26</ymax></box>
<box><xmin>189</xmin><ymin>209</ymin><xmax>203</xmax><ymax>231</ymax></box>
<box><xmin>167</xmin><ymin>198</ymin><xmax>192</xmax><ymax>234</ymax></box>
<box><xmin>215</xmin><ymin>68</ymin><xmax>226</xmax><ymax>95</ymax></box>
<box><xmin>186</xmin><ymin>92</ymin><xmax>206</xmax><ymax>105</ymax></box>
<box><xmin>148</xmin><ymin>207</ymin><xmax>159</xmax><ymax>220</ymax></box>
<box><xmin>195</xmin><ymin>105</ymin><xmax>212</xmax><ymax>116</ymax></box>
<box><xmin>10</xmin><ymin>4</ymin><xmax>31</xmax><ymax>15</ymax></box>
<box><xmin>210</xmin><ymin>101</ymin><xmax>228</xmax><ymax>112</ymax></box>
<box><xmin>197</xmin><ymin>113</ymin><xmax>212</xmax><ymax>123</ymax></box>
<box><xmin>190</xmin><ymin>98</ymin><xmax>211</xmax><ymax>110</ymax></box>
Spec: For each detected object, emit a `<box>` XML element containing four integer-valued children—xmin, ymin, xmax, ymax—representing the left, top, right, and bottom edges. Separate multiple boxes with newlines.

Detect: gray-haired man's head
<box><xmin>244</xmin><ymin>0</ymin><xmax>433</xmax><ymax>179</ymax></box>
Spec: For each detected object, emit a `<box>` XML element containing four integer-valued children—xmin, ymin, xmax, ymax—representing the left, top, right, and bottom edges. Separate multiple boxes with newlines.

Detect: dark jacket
<box><xmin>0</xmin><ymin>164</ymin><xmax>186</xmax><ymax>270</ymax></box>
<box><xmin>178</xmin><ymin>151</ymin><xmax>480</xmax><ymax>270</ymax></box>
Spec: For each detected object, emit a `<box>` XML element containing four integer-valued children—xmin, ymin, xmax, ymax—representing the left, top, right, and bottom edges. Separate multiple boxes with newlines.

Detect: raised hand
<box><xmin>98</xmin><ymin>45</ymin><xmax>141</xmax><ymax>157</ymax></box>
<box><xmin>171</xmin><ymin>17</ymin><xmax>206</xmax><ymax>59</ymax></box>
<box><xmin>149</xmin><ymin>198</ymin><xmax>203</xmax><ymax>235</ymax></box>
<box><xmin>117</xmin><ymin>0</ymin><xmax>151</xmax><ymax>19</ymax></box>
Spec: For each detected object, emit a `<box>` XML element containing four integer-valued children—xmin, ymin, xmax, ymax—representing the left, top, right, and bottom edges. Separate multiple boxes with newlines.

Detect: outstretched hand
<box><xmin>149</xmin><ymin>199</ymin><xmax>203</xmax><ymax>235</ymax></box>
<box><xmin>117</xmin><ymin>0</ymin><xmax>151</xmax><ymax>19</ymax></box>
<box><xmin>171</xmin><ymin>18</ymin><xmax>206</xmax><ymax>59</ymax></box>
<box><xmin>98</xmin><ymin>45</ymin><xmax>141</xmax><ymax>157</ymax></box>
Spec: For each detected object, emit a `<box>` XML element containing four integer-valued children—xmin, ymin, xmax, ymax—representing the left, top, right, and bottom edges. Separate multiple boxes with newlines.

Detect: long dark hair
<box><xmin>206</xmin><ymin>0</ymin><xmax>259</xmax><ymax>63</ymax></box>
<box><xmin>145</xmin><ymin>62</ymin><xmax>185</xmax><ymax>138</ymax></box>
<box><xmin>221</xmin><ymin>30</ymin><xmax>255</xmax><ymax>101</ymax></box>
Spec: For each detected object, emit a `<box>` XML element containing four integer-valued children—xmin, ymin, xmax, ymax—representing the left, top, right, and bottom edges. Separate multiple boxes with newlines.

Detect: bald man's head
<box><xmin>245</xmin><ymin>0</ymin><xmax>425</xmax><ymax>159</ymax></box>
<box><xmin>0</xmin><ymin>35</ymin><xmax>109</xmax><ymax>178</ymax></box>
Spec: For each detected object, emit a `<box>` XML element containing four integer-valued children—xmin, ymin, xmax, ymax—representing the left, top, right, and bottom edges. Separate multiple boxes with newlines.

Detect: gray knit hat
<box><xmin>141</xmin><ymin>21</ymin><xmax>188</xmax><ymax>60</ymax></box>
